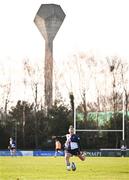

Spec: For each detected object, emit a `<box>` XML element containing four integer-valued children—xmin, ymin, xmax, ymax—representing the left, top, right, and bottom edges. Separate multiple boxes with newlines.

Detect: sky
<box><xmin>1</xmin><ymin>0</ymin><xmax>129</xmax><ymax>59</ymax></box>
<box><xmin>0</xmin><ymin>0</ymin><xmax>129</xmax><ymax>107</ymax></box>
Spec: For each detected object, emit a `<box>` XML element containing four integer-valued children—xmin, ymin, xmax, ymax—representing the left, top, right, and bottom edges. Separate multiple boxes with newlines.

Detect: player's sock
<box><xmin>66</xmin><ymin>162</ymin><xmax>71</xmax><ymax>171</ymax></box>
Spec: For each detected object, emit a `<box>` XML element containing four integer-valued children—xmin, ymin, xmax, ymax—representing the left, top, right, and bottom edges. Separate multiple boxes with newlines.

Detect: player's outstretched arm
<box><xmin>52</xmin><ymin>135</ymin><xmax>66</xmax><ymax>139</ymax></box>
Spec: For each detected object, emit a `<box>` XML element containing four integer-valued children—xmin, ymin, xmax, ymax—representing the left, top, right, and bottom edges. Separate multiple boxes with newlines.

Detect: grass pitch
<box><xmin>0</xmin><ymin>157</ymin><xmax>129</xmax><ymax>180</ymax></box>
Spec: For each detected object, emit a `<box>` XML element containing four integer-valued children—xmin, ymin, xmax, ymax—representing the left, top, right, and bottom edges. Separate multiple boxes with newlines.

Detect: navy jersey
<box><xmin>71</xmin><ymin>134</ymin><xmax>80</xmax><ymax>143</ymax></box>
<box><xmin>65</xmin><ymin>134</ymin><xmax>80</xmax><ymax>150</ymax></box>
<box><xmin>10</xmin><ymin>139</ymin><xmax>16</xmax><ymax>148</ymax></box>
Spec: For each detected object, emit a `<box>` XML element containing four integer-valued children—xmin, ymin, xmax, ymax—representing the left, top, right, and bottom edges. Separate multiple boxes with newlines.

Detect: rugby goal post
<box><xmin>73</xmin><ymin>93</ymin><xmax>125</xmax><ymax>141</ymax></box>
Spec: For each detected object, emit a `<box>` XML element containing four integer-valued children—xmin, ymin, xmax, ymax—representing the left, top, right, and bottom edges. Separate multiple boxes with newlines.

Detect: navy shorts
<box><xmin>67</xmin><ymin>148</ymin><xmax>81</xmax><ymax>156</ymax></box>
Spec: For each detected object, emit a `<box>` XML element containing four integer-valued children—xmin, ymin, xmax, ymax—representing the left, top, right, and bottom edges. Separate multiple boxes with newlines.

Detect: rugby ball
<box><xmin>71</xmin><ymin>162</ymin><xmax>76</xmax><ymax>171</ymax></box>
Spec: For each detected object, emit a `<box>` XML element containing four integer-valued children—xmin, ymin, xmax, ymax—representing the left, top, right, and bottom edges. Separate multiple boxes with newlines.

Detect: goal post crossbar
<box><xmin>76</xmin><ymin>129</ymin><xmax>123</xmax><ymax>132</ymax></box>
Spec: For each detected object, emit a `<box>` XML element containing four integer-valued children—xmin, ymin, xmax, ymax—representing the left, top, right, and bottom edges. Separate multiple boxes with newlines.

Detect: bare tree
<box><xmin>0</xmin><ymin>63</ymin><xmax>12</xmax><ymax>122</ymax></box>
<box><xmin>107</xmin><ymin>56</ymin><xmax>124</xmax><ymax>147</ymax></box>
<box><xmin>23</xmin><ymin>59</ymin><xmax>43</xmax><ymax>148</ymax></box>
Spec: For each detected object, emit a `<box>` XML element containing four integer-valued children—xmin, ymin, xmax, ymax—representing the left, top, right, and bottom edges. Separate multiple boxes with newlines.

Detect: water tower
<box><xmin>34</xmin><ymin>4</ymin><xmax>65</xmax><ymax>109</ymax></box>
